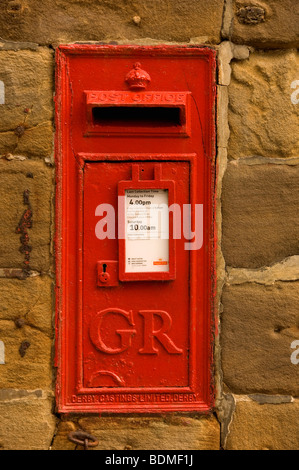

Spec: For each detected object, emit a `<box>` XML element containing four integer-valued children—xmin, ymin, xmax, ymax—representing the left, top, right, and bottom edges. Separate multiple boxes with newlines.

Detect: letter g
<box><xmin>89</xmin><ymin>308</ymin><xmax>136</xmax><ymax>354</ymax></box>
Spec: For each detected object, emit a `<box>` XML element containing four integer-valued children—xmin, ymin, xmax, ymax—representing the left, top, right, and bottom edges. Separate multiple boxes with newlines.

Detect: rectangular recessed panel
<box><xmin>83</xmin><ymin>161</ymin><xmax>189</xmax><ymax>390</ymax></box>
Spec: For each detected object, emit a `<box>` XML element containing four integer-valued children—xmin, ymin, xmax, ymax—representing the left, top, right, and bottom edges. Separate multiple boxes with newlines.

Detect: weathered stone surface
<box><xmin>249</xmin><ymin>394</ymin><xmax>293</xmax><ymax>405</ymax></box>
<box><xmin>226</xmin><ymin>398</ymin><xmax>299</xmax><ymax>450</ymax></box>
<box><xmin>217</xmin><ymin>393</ymin><xmax>236</xmax><ymax>448</ymax></box>
<box><xmin>52</xmin><ymin>415</ymin><xmax>220</xmax><ymax>450</ymax></box>
<box><xmin>218</xmin><ymin>41</ymin><xmax>234</xmax><ymax>86</ymax></box>
<box><xmin>216</xmin><ymin>147</ymin><xmax>228</xmax><ymax>315</ymax></box>
<box><xmin>227</xmin><ymin>256</ymin><xmax>299</xmax><ymax>285</ymax></box>
<box><xmin>0</xmin><ymin>159</ymin><xmax>53</xmax><ymax>272</ymax></box>
<box><xmin>228</xmin><ymin>50</ymin><xmax>299</xmax><ymax>159</ymax></box>
<box><xmin>217</xmin><ymin>85</ymin><xmax>230</xmax><ymax>147</ymax></box>
<box><xmin>222</xmin><ymin>161</ymin><xmax>299</xmax><ymax>268</ymax></box>
<box><xmin>0</xmin><ymin>0</ymin><xmax>224</xmax><ymax>45</ymax></box>
<box><xmin>218</xmin><ymin>41</ymin><xmax>250</xmax><ymax>87</ymax></box>
<box><xmin>0</xmin><ymin>392</ymin><xmax>56</xmax><ymax>450</ymax></box>
<box><xmin>0</xmin><ymin>48</ymin><xmax>54</xmax><ymax>157</ymax></box>
<box><xmin>50</xmin><ymin>421</ymin><xmax>77</xmax><ymax>450</ymax></box>
<box><xmin>230</xmin><ymin>0</ymin><xmax>299</xmax><ymax>48</ymax></box>
<box><xmin>14</xmin><ymin>123</ymin><xmax>53</xmax><ymax>158</ymax></box>
<box><xmin>0</xmin><ymin>276</ymin><xmax>53</xmax><ymax>335</ymax></box>
<box><xmin>221</xmin><ymin>282</ymin><xmax>299</xmax><ymax>395</ymax></box>
<box><xmin>0</xmin><ymin>317</ymin><xmax>53</xmax><ymax>388</ymax></box>
<box><xmin>0</xmin><ymin>49</ymin><xmax>53</xmax><ymax>130</ymax></box>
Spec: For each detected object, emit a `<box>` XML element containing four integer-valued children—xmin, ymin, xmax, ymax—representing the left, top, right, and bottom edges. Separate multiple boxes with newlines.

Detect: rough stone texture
<box><xmin>0</xmin><ymin>159</ymin><xmax>53</xmax><ymax>272</ymax></box>
<box><xmin>0</xmin><ymin>0</ymin><xmax>224</xmax><ymax>45</ymax></box>
<box><xmin>227</xmin><ymin>256</ymin><xmax>299</xmax><ymax>285</ymax></box>
<box><xmin>218</xmin><ymin>41</ymin><xmax>234</xmax><ymax>86</ymax></box>
<box><xmin>217</xmin><ymin>393</ymin><xmax>236</xmax><ymax>448</ymax></box>
<box><xmin>0</xmin><ymin>317</ymin><xmax>53</xmax><ymax>388</ymax></box>
<box><xmin>226</xmin><ymin>399</ymin><xmax>299</xmax><ymax>450</ymax></box>
<box><xmin>0</xmin><ymin>392</ymin><xmax>56</xmax><ymax>450</ymax></box>
<box><xmin>0</xmin><ymin>123</ymin><xmax>54</xmax><ymax>158</ymax></box>
<box><xmin>0</xmin><ymin>272</ymin><xmax>53</xmax><ymax>392</ymax></box>
<box><xmin>218</xmin><ymin>41</ymin><xmax>250</xmax><ymax>87</ymax></box>
<box><xmin>222</xmin><ymin>161</ymin><xmax>299</xmax><ymax>269</ymax></box>
<box><xmin>0</xmin><ymin>49</ymin><xmax>53</xmax><ymax>130</ymax></box>
<box><xmin>52</xmin><ymin>415</ymin><xmax>220</xmax><ymax>450</ymax></box>
<box><xmin>0</xmin><ymin>48</ymin><xmax>54</xmax><ymax>158</ymax></box>
<box><xmin>229</xmin><ymin>0</ymin><xmax>299</xmax><ymax>49</ymax></box>
<box><xmin>249</xmin><ymin>394</ymin><xmax>293</xmax><ymax>405</ymax></box>
<box><xmin>0</xmin><ymin>276</ymin><xmax>53</xmax><ymax>336</ymax></box>
<box><xmin>217</xmin><ymin>85</ymin><xmax>230</xmax><ymax>147</ymax></box>
<box><xmin>228</xmin><ymin>50</ymin><xmax>299</xmax><ymax>160</ymax></box>
<box><xmin>50</xmin><ymin>421</ymin><xmax>77</xmax><ymax>450</ymax></box>
<box><xmin>221</xmin><ymin>282</ymin><xmax>299</xmax><ymax>395</ymax></box>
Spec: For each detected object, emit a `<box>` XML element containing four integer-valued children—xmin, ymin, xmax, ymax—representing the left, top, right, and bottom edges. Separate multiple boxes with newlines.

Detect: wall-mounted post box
<box><xmin>55</xmin><ymin>45</ymin><xmax>216</xmax><ymax>413</ymax></box>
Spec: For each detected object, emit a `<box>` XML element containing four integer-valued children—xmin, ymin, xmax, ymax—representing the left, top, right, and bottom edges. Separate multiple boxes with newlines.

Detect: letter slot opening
<box><xmin>92</xmin><ymin>106</ymin><xmax>183</xmax><ymax>128</ymax></box>
<box><xmin>84</xmin><ymin>91</ymin><xmax>191</xmax><ymax>136</ymax></box>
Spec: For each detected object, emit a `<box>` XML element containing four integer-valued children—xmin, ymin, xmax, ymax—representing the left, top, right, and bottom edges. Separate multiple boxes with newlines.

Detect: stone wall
<box><xmin>0</xmin><ymin>0</ymin><xmax>298</xmax><ymax>450</ymax></box>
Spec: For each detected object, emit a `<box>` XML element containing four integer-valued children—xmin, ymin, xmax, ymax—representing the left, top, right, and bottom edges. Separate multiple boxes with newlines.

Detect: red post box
<box><xmin>55</xmin><ymin>45</ymin><xmax>216</xmax><ymax>413</ymax></box>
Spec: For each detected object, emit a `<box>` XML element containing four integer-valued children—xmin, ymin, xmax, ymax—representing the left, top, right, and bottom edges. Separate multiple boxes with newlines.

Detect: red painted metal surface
<box><xmin>55</xmin><ymin>45</ymin><xmax>216</xmax><ymax>413</ymax></box>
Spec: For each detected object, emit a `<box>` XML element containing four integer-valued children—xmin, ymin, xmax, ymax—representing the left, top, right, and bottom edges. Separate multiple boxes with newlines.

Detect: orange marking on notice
<box><xmin>153</xmin><ymin>259</ymin><xmax>168</xmax><ymax>266</ymax></box>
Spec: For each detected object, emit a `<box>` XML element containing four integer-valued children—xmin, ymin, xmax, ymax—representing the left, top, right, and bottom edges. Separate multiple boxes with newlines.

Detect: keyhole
<box><xmin>103</xmin><ymin>263</ymin><xmax>107</xmax><ymax>273</ymax></box>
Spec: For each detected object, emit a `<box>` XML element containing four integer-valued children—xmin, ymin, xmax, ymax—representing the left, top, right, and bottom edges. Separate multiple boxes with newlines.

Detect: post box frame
<box><xmin>54</xmin><ymin>45</ymin><xmax>217</xmax><ymax>414</ymax></box>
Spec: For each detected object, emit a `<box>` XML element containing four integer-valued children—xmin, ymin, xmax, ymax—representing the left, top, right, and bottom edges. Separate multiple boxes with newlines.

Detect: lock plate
<box><xmin>97</xmin><ymin>260</ymin><xmax>119</xmax><ymax>287</ymax></box>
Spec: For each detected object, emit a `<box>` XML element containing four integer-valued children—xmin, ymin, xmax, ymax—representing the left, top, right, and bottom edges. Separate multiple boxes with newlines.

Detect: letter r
<box><xmin>138</xmin><ymin>310</ymin><xmax>183</xmax><ymax>355</ymax></box>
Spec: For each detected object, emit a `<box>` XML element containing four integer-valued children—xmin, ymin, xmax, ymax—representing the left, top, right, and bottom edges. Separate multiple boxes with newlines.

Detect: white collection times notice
<box><xmin>125</xmin><ymin>189</ymin><xmax>169</xmax><ymax>273</ymax></box>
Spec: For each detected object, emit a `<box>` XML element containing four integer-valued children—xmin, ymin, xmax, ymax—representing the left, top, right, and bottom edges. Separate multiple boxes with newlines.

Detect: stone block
<box><xmin>0</xmin><ymin>391</ymin><xmax>56</xmax><ymax>450</ymax></box>
<box><xmin>0</xmin><ymin>316</ymin><xmax>53</xmax><ymax>389</ymax></box>
<box><xmin>230</xmin><ymin>0</ymin><xmax>299</xmax><ymax>49</ymax></box>
<box><xmin>14</xmin><ymin>123</ymin><xmax>54</xmax><ymax>158</ymax></box>
<box><xmin>0</xmin><ymin>0</ymin><xmax>224</xmax><ymax>45</ymax></box>
<box><xmin>221</xmin><ymin>282</ymin><xmax>299</xmax><ymax>395</ymax></box>
<box><xmin>0</xmin><ymin>48</ymin><xmax>54</xmax><ymax>157</ymax></box>
<box><xmin>0</xmin><ymin>276</ymin><xmax>53</xmax><ymax>336</ymax></box>
<box><xmin>0</xmin><ymin>159</ymin><xmax>53</xmax><ymax>272</ymax></box>
<box><xmin>228</xmin><ymin>50</ymin><xmax>299</xmax><ymax>159</ymax></box>
<box><xmin>222</xmin><ymin>161</ymin><xmax>299</xmax><ymax>268</ymax></box>
<box><xmin>226</xmin><ymin>398</ymin><xmax>299</xmax><ymax>450</ymax></box>
<box><xmin>52</xmin><ymin>415</ymin><xmax>220</xmax><ymax>450</ymax></box>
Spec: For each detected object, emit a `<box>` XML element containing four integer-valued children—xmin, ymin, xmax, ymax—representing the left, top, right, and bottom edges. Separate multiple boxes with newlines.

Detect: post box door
<box><xmin>83</xmin><ymin>160</ymin><xmax>190</xmax><ymax>389</ymax></box>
